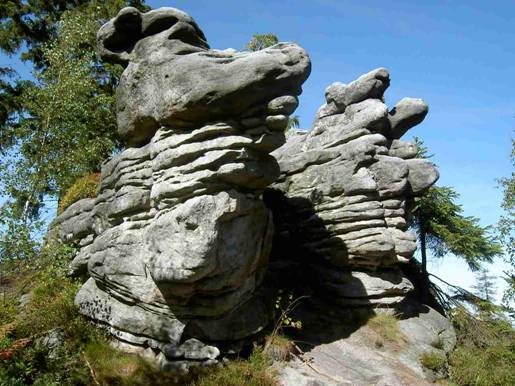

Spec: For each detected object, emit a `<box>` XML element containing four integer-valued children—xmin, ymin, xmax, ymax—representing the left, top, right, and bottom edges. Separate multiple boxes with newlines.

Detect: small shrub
<box><xmin>420</xmin><ymin>351</ymin><xmax>446</xmax><ymax>372</ymax></box>
<box><xmin>367</xmin><ymin>313</ymin><xmax>403</xmax><ymax>343</ymax></box>
<box><xmin>450</xmin><ymin>345</ymin><xmax>515</xmax><ymax>386</ymax></box>
<box><xmin>57</xmin><ymin>172</ymin><xmax>100</xmax><ymax>215</ymax></box>
<box><xmin>84</xmin><ymin>341</ymin><xmax>173</xmax><ymax>386</ymax></box>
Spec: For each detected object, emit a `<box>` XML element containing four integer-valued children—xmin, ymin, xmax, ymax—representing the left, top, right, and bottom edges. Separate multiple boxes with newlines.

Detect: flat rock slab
<box><xmin>275</xmin><ymin>304</ymin><xmax>455</xmax><ymax>386</ymax></box>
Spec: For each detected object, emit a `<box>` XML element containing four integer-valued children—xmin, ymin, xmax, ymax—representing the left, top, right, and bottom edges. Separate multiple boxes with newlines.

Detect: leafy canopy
<box><xmin>0</xmin><ymin>0</ymin><xmax>146</xmax><ymax>68</ymax></box>
<box><xmin>0</xmin><ymin>1</ymin><xmax>146</xmax><ymax>262</ymax></box>
<box><xmin>411</xmin><ymin>185</ymin><xmax>501</xmax><ymax>270</ymax></box>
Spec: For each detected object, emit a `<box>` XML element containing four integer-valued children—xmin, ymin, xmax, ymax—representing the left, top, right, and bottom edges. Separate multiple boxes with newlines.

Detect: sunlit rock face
<box><xmin>265</xmin><ymin>68</ymin><xmax>438</xmax><ymax>306</ymax></box>
<box><xmin>97</xmin><ymin>7</ymin><xmax>310</xmax><ymax>146</ymax></box>
<box><xmin>54</xmin><ymin>6</ymin><xmax>310</xmax><ymax>367</ymax></box>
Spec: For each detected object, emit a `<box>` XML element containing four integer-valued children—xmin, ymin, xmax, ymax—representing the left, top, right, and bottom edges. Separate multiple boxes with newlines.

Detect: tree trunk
<box><xmin>420</xmin><ymin>225</ymin><xmax>430</xmax><ymax>303</ymax></box>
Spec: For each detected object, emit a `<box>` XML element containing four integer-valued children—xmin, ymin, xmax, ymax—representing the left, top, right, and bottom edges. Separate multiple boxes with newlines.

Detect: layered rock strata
<box><xmin>53</xmin><ymin>6</ymin><xmax>310</xmax><ymax>366</ymax></box>
<box><xmin>265</xmin><ymin>68</ymin><xmax>438</xmax><ymax>306</ymax></box>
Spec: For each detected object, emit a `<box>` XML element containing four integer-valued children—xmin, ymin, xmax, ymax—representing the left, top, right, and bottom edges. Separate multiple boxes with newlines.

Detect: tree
<box><xmin>0</xmin><ymin>0</ymin><xmax>147</xmax><ymax>68</ymax></box>
<box><xmin>286</xmin><ymin>115</ymin><xmax>300</xmax><ymax>130</ymax></box>
<box><xmin>472</xmin><ymin>267</ymin><xmax>497</xmax><ymax>302</ymax></box>
<box><xmin>0</xmin><ymin>2</ymin><xmax>147</xmax><ymax>262</ymax></box>
<box><xmin>0</xmin><ymin>1</ymin><xmax>148</xmax><ymax>149</ymax></box>
<box><xmin>498</xmin><ymin>139</ymin><xmax>514</xmax><ymax>305</ymax></box>
<box><xmin>246</xmin><ymin>33</ymin><xmax>279</xmax><ymax>52</ymax></box>
<box><xmin>410</xmin><ymin>138</ymin><xmax>502</xmax><ymax>300</ymax></box>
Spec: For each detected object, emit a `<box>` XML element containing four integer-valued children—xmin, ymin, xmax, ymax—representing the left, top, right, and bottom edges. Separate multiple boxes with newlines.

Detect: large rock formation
<box><xmin>265</xmin><ymin>70</ymin><xmax>453</xmax><ymax>386</ymax></box>
<box><xmin>52</xmin><ymin>6</ymin><xmax>452</xmax><ymax>382</ymax></box>
<box><xmin>265</xmin><ymin>67</ymin><xmax>439</xmax><ymax>307</ymax></box>
<box><xmin>53</xmin><ymin>6</ymin><xmax>310</xmax><ymax>368</ymax></box>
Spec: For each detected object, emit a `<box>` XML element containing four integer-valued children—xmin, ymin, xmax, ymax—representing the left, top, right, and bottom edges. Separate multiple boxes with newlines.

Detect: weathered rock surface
<box><xmin>275</xmin><ymin>301</ymin><xmax>456</xmax><ymax>386</ymax></box>
<box><xmin>53</xmin><ymin>6</ymin><xmax>310</xmax><ymax>364</ymax></box>
<box><xmin>98</xmin><ymin>7</ymin><xmax>310</xmax><ymax>146</ymax></box>
<box><xmin>265</xmin><ymin>68</ymin><xmax>438</xmax><ymax>307</ymax></box>
<box><xmin>52</xmin><ymin>6</ymin><xmax>450</xmax><ymax>382</ymax></box>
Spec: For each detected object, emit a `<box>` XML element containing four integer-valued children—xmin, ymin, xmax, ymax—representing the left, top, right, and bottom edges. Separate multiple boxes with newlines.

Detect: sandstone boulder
<box><xmin>54</xmin><ymin>6</ymin><xmax>310</xmax><ymax>364</ymax></box>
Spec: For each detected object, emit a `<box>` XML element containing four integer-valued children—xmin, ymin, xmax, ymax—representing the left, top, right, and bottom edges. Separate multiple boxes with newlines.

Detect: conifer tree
<box><xmin>472</xmin><ymin>267</ymin><xmax>497</xmax><ymax>302</ymax></box>
<box><xmin>410</xmin><ymin>138</ymin><xmax>502</xmax><ymax>300</ymax></box>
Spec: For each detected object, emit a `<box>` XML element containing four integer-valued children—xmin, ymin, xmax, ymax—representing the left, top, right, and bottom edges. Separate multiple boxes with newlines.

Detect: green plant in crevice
<box><xmin>57</xmin><ymin>172</ymin><xmax>100</xmax><ymax>215</ymax></box>
<box><xmin>420</xmin><ymin>351</ymin><xmax>446</xmax><ymax>372</ymax></box>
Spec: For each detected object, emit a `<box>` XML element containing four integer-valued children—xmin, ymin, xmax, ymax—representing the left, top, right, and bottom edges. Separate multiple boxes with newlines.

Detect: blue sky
<box><xmin>1</xmin><ymin>0</ymin><xmax>513</xmax><ymax>300</ymax></box>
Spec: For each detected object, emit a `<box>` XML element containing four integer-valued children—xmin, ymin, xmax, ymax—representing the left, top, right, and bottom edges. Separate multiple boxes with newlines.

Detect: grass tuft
<box><xmin>367</xmin><ymin>313</ymin><xmax>403</xmax><ymax>343</ymax></box>
<box><xmin>193</xmin><ymin>348</ymin><xmax>276</xmax><ymax>386</ymax></box>
<box><xmin>420</xmin><ymin>351</ymin><xmax>446</xmax><ymax>372</ymax></box>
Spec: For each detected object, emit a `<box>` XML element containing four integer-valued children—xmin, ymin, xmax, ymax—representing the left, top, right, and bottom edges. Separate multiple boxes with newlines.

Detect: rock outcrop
<box><xmin>52</xmin><ymin>5</ymin><xmax>449</xmax><ymax>381</ymax></box>
<box><xmin>276</xmin><ymin>301</ymin><xmax>456</xmax><ymax>386</ymax></box>
<box><xmin>265</xmin><ymin>67</ymin><xmax>438</xmax><ymax>307</ymax></box>
<box><xmin>53</xmin><ymin>6</ymin><xmax>310</xmax><ymax>367</ymax></box>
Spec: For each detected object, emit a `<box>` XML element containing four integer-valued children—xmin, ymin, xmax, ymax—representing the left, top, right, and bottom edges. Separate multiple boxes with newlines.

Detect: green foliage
<box><xmin>83</xmin><ymin>341</ymin><xmax>187</xmax><ymax>386</ymax></box>
<box><xmin>0</xmin><ymin>1</ymin><xmax>148</xmax><ymax>151</ymax></box>
<box><xmin>246</xmin><ymin>33</ymin><xmax>279</xmax><ymax>51</ymax></box>
<box><xmin>367</xmin><ymin>313</ymin><xmax>403</xmax><ymax>343</ymax></box>
<box><xmin>273</xmin><ymin>290</ymin><xmax>303</xmax><ymax>330</ymax></box>
<box><xmin>448</xmin><ymin>305</ymin><xmax>515</xmax><ymax>386</ymax></box>
<box><xmin>286</xmin><ymin>115</ymin><xmax>300</xmax><ymax>131</ymax></box>
<box><xmin>263</xmin><ymin>334</ymin><xmax>295</xmax><ymax>362</ymax></box>
<box><xmin>0</xmin><ymin>242</ymin><xmax>96</xmax><ymax>385</ymax></box>
<box><xmin>194</xmin><ymin>348</ymin><xmax>276</xmax><ymax>386</ymax></box>
<box><xmin>0</xmin><ymin>1</ymin><xmax>148</xmax><ymax>68</ymax></box>
<box><xmin>57</xmin><ymin>173</ymin><xmax>100</xmax><ymax>215</ymax></box>
<box><xmin>410</xmin><ymin>186</ymin><xmax>501</xmax><ymax>270</ymax></box>
<box><xmin>0</xmin><ymin>1</ymin><xmax>140</xmax><ymax>264</ymax></box>
<box><xmin>410</xmin><ymin>138</ymin><xmax>501</xmax><ymax>279</ymax></box>
<box><xmin>497</xmin><ymin>139</ymin><xmax>514</xmax><ymax>307</ymax></box>
<box><xmin>0</xmin><ymin>240</ymin><xmax>281</xmax><ymax>385</ymax></box>
<box><xmin>420</xmin><ymin>351</ymin><xmax>446</xmax><ymax>372</ymax></box>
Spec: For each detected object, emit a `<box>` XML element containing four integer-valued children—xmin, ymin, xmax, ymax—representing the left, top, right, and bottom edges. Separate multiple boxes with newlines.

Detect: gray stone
<box><xmin>388</xmin><ymin>97</ymin><xmax>429</xmax><ymax>139</ymax></box>
<box><xmin>19</xmin><ymin>293</ymin><xmax>32</xmax><ymax>308</ymax></box>
<box><xmin>53</xmin><ymin>6</ymin><xmax>449</xmax><ymax>381</ymax></box>
<box><xmin>53</xmin><ymin>4</ymin><xmax>309</xmax><ymax>368</ymax></box>
<box><xmin>389</xmin><ymin>139</ymin><xmax>418</xmax><ymax>159</ymax></box>
<box><xmin>53</xmin><ymin>198</ymin><xmax>95</xmax><ymax>243</ymax></box>
<box><xmin>324</xmin><ymin>68</ymin><xmax>390</xmax><ymax>112</ymax></box>
<box><xmin>181</xmin><ymin>339</ymin><xmax>220</xmax><ymax>360</ymax></box>
<box><xmin>35</xmin><ymin>328</ymin><xmax>64</xmax><ymax>359</ymax></box>
<box><xmin>99</xmin><ymin>8</ymin><xmax>310</xmax><ymax>145</ymax></box>
<box><xmin>406</xmin><ymin>158</ymin><xmax>440</xmax><ymax>195</ymax></box>
<box><xmin>275</xmin><ymin>302</ymin><xmax>455</xmax><ymax>386</ymax></box>
<box><xmin>267</xmin><ymin>95</ymin><xmax>299</xmax><ymax>115</ymax></box>
<box><xmin>266</xmin><ymin>68</ymin><xmax>438</xmax><ymax>306</ymax></box>
<box><xmin>266</xmin><ymin>115</ymin><xmax>289</xmax><ymax>131</ymax></box>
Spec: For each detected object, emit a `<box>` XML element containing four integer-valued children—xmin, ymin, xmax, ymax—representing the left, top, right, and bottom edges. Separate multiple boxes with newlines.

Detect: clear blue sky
<box><xmin>1</xmin><ymin>0</ymin><xmax>513</xmax><ymax>299</ymax></box>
